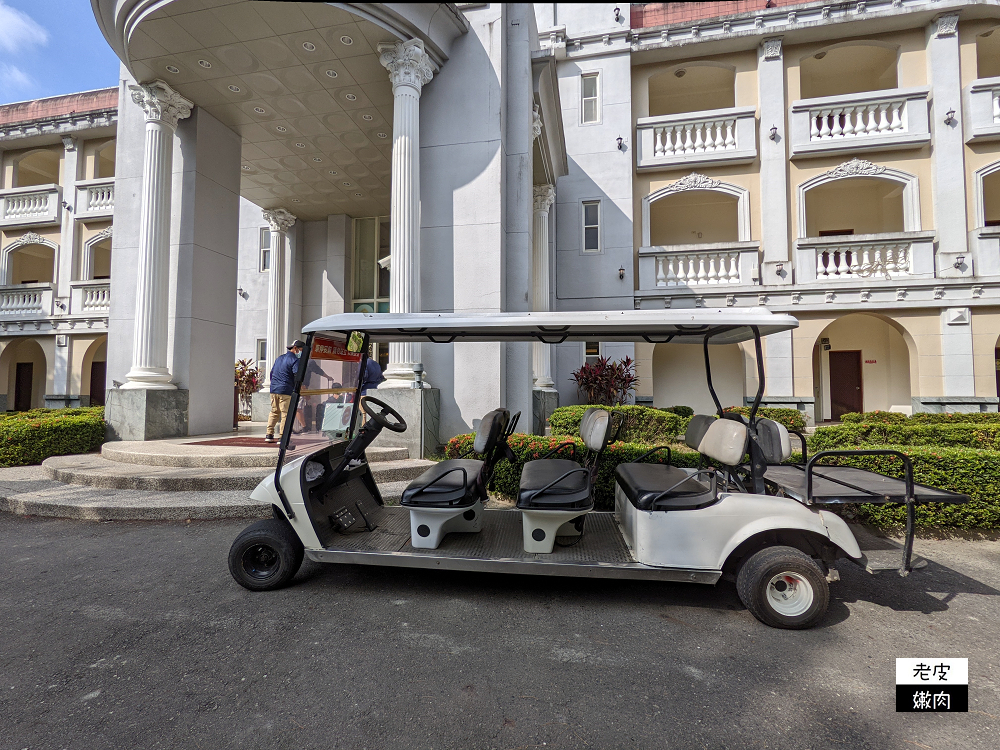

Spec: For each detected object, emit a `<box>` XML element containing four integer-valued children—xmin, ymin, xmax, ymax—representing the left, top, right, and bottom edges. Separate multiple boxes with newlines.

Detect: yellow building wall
<box><xmin>972</xmin><ymin>310</ymin><xmax>1000</xmax><ymax>398</ymax></box>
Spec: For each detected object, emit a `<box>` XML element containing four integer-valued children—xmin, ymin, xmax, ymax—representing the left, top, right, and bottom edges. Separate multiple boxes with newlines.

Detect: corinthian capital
<box><xmin>128</xmin><ymin>80</ymin><xmax>193</xmax><ymax>129</ymax></box>
<box><xmin>262</xmin><ymin>207</ymin><xmax>296</xmax><ymax>233</ymax></box>
<box><xmin>378</xmin><ymin>39</ymin><xmax>435</xmax><ymax>95</ymax></box>
<box><xmin>533</xmin><ymin>184</ymin><xmax>555</xmax><ymax>212</ymax></box>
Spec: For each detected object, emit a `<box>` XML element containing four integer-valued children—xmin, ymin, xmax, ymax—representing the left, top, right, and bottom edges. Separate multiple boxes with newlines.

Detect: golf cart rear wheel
<box><xmin>228</xmin><ymin>519</ymin><xmax>304</xmax><ymax>592</ymax></box>
<box><xmin>736</xmin><ymin>546</ymin><xmax>829</xmax><ymax>629</ymax></box>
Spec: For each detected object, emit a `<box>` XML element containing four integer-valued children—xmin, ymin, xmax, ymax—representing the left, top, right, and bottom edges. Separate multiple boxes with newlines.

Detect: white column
<box><xmin>52</xmin><ymin>135</ymin><xmax>79</xmax><ymax>402</ymax></box>
<box><xmin>377</xmin><ymin>39</ymin><xmax>435</xmax><ymax>388</ymax></box>
<box><xmin>121</xmin><ymin>80</ymin><xmax>191</xmax><ymax>390</ymax></box>
<box><xmin>758</xmin><ymin>37</ymin><xmax>791</xmax><ymax>285</ymax></box>
<box><xmin>532</xmin><ymin>184</ymin><xmax>556</xmax><ymax>390</ymax></box>
<box><xmin>262</xmin><ymin>208</ymin><xmax>296</xmax><ymax>390</ymax></box>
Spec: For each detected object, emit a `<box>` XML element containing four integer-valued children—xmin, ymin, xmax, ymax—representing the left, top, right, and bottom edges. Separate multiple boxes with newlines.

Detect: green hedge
<box><xmin>840</xmin><ymin>411</ymin><xmax>910</xmax><ymax>424</ymax></box>
<box><xmin>810</xmin><ymin>423</ymin><xmax>1000</xmax><ymax>451</ymax></box>
<box><xmin>792</xmin><ymin>446</ymin><xmax>1000</xmax><ymax>530</ymax></box>
<box><xmin>661</xmin><ymin>405</ymin><xmax>694</xmax><ymax>418</ymax></box>
<box><xmin>446</xmin><ymin>432</ymin><xmax>700</xmax><ymax>512</ymax></box>
<box><xmin>723</xmin><ymin>406</ymin><xmax>806</xmax><ymax>432</ymax></box>
<box><xmin>908</xmin><ymin>412</ymin><xmax>1000</xmax><ymax>424</ymax></box>
<box><xmin>548</xmin><ymin>404</ymin><xmax>687</xmax><ymax>443</ymax></box>
<box><xmin>0</xmin><ymin>407</ymin><xmax>105</xmax><ymax>467</ymax></box>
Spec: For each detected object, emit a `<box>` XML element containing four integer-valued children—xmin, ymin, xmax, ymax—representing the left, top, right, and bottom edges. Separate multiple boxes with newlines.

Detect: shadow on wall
<box><xmin>652</xmin><ymin>341</ymin><xmax>747</xmax><ymax>415</ymax></box>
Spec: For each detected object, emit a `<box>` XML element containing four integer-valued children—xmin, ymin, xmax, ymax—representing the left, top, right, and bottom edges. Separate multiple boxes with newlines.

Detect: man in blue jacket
<box><xmin>265</xmin><ymin>340</ymin><xmax>304</xmax><ymax>443</ymax></box>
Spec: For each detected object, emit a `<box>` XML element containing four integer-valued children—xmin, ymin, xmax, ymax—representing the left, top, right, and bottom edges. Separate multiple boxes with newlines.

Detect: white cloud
<box><xmin>0</xmin><ymin>1</ymin><xmax>49</xmax><ymax>54</ymax></box>
<box><xmin>0</xmin><ymin>62</ymin><xmax>35</xmax><ymax>100</ymax></box>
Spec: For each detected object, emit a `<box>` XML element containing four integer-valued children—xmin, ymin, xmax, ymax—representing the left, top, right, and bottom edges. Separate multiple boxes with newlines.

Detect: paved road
<box><xmin>1</xmin><ymin>514</ymin><xmax>998</xmax><ymax>750</ymax></box>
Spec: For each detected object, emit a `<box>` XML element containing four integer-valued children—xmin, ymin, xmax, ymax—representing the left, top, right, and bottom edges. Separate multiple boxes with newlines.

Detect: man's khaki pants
<box><xmin>267</xmin><ymin>393</ymin><xmax>291</xmax><ymax>436</ymax></box>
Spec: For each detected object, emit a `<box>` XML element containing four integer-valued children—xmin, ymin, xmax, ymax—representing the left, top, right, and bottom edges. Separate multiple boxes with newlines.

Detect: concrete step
<box><xmin>101</xmin><ymin>441</ymin><xmax>409</xmax><ymax>469</ymax></box>
<box><xmin>42</xmin><ymin>454</ymin><xmax>433</xmax><ymax>492</ymax></box>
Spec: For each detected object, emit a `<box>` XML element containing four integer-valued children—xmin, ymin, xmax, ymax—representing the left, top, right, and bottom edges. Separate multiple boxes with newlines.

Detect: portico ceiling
<box><xmin>124</xmin><ymin>0</ymin><xmax>403</xmax><ymax>221</ymax></box>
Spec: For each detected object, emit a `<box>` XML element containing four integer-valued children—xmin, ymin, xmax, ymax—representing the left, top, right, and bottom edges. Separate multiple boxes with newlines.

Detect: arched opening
<box><xmin>652</xmin><ymin>342</ymin><xmax>745</xmax><ymax>415</ymax></box>
<box><xmin>982</xmin><ymin>169</ymin><xmax>1000</xmax><ymax>227</ymax></box>
<box><xmin>799</xmin><ymin>43</ymin><xmax>898</xmax><ymax>100</ymax></box>
<box><xmin>89</xmin><ymin>238</ymin><xmax>112</xmax><ymax>280</ymax></box>
<box><xmin>81</xmin><ymin>337</ymin><xmax>108</xmax><ymax>407</ymax></box>
<box><xmin>649</xmin><ymin>190</ymin><xmax>739</xmax><ymax>246</ymax></box>
<box><xmin>649</xmin><ymin>63</ymin><xmax>736</xmax><ymax>116</ymax></box>
<box><xmin>811</xmin><ymin>314</ymin><xmax>912</xmax><ymax>422</ymax></box>
<box><xmin>14</xmin><ymin>149</ymin><xmax>61</xmax><ymax>188</ymax></box>
<box><xmin>804</xmin><ymin>177</ymin><xmax>904</xmax><ymax>237</ymax></box>
<box><xmin>976</xmin><ymin>28</ymin><xmax>1000</xmax><ymax>79</ymax></box>
<box><xmin>7</xmin><ymin>244</ymin><xmax>55</xmax><ymax>285</ymax></box>
<box><xmin>95</xmin><ymin>141</ymin><xmax>116</xmax><ymax>179</ymax></box>
<box><xmin>0</xmin><ymin>339</ymin><xmax>47</xmax><ymax>411</ymax></box>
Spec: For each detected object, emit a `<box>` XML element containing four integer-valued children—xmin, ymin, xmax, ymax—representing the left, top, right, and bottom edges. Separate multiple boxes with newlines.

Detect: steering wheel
<box><xmin>360</xmin><ymin>396</ymin><xmax>407</xmax><ymax>433</ymax></box>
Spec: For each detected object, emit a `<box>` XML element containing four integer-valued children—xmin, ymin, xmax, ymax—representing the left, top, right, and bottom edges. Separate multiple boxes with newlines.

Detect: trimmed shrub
<box><xmin>723</xmin><ymin>406</ymin><xmax>806</xmax><ymax>432</ymax></box>
<box><xmin>0</xmin><ymin>407</ymin><xmax>106</xmax><ymax>467</ymax></box>
<box><xmin>662</xmin><ymin>405</ymin><xmax>694</xmax><ymax>418</ymax></box>
<box><xmin>548</xmin><ymin>404</ymin><xmax>686</xmax><ymax>443</ymax></box>
<box><xmin>809</xmin><ymin>423</ymin><xmax>1000</xmax><ymax>452</ymax></box>
<box><xmin>446</xmin><ymin>432</ymin><xmax>700</xmax><ymax>511</ymax></box>
<box><xmin>909</xmin><ymin>412</ymin><xmax>1000</xmax><ymax>425</ymax></box>
<box><xmin>839</xmin><ymin>411</ymin><xmax>908</xmax><ymax>424</ymax></box>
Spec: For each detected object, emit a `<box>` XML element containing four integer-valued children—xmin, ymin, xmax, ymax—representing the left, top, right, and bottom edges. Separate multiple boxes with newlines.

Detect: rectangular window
<box><xmin>256</xmin><ymin>339</ymin><xmax>267</xmax><ymax>372</ymax></box>
<box><xmin>581</xmin><ymin>73</ymin><xmax>600</xmax><ymax>124</ymax></box>
<box><xmin>585</xmin><ymin>341</ymin><xmax>600</xmax><ymax>365</ymax></box>
<box><xmin>582</xmin><ymin>200</ymin><xmax>601</xmax><ymax>252</ymax></box>
<box><xmin>259</xmin><ymin>228</ymin><xmax>271</xmax><ymax>272</ymax></box>
<box><xmin>352</xmin><ymin>216</ymin><xmax>391</xmax><ymax>313</ymax></box>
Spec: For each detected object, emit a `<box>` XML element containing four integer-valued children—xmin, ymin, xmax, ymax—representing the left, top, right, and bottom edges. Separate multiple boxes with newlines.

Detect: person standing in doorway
<box><xmin>265</xmin><ymin>340</ymin><xmax>305</xmax><ymax>443</ymax></box>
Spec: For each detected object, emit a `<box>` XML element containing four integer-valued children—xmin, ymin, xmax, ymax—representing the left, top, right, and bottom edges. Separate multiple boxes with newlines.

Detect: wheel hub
<box><xmin>765</xmin><ymin>572</ymin><xmax>814</xmax><ymax>617</ymax></box>
<box><xmin>242</xmin><ymin>543</ymin><xmax>280</xmax><ymax>580</ymax></box>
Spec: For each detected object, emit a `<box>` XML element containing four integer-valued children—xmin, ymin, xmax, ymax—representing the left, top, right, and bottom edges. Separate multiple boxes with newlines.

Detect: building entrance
<box><xmin>14</xmin><ymin>362</ymin><xmax>33</xmax><ymax>412</ymax></box>
<box><xmin>829</xmin><ymin>350</ymin><xmax>863</xmax><ymax>420</ymax></box>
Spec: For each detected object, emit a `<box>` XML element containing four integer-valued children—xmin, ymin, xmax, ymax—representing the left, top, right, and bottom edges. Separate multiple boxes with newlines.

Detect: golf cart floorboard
<box><xmin>305</xmin><ymin>508</ymin><xmax>721</xmax><ymax>583</ymax></box>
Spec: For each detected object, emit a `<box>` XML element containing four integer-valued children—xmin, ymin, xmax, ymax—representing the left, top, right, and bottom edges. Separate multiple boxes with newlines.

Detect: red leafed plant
<box><xmin>571</xmin><ymin>356</ymin><xmax>639</xmax><ymax>406</ymax></box>
<box><xmin>235</xmin><ymin>358</ymin><xmax>263</xmax><ymax>417</ymax></box>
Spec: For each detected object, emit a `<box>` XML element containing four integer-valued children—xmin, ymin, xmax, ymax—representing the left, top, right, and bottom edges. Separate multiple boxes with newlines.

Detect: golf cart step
<box><xmin>861</xmin><ymin>549</ymin><xmax>928</xmax><ymax>573</ymax></box>
<box><xmin>43</xmin><ymin>454</ymin><xmax>433</xmax><ymax>492</ymax></box>
<box><xmin>100</xmin><ymin>442</ymin><xmax>409</xmax><ymax>469</ymax></box>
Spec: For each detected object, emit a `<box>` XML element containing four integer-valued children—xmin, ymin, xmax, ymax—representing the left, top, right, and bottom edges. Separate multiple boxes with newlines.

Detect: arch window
<box><xmin>13</xmin><ymin>149</ymin><xmax>61</xmax><ymax>188</ymax></box>
<box><xmin>642</xmin><ymin>175</ymin><xmax>751</xmax><ymax>247</ymax></box>
<box><xmin>976</xmin><ymin>28</ymin><xmax>1000</xmax><ymax>79</ymax></box>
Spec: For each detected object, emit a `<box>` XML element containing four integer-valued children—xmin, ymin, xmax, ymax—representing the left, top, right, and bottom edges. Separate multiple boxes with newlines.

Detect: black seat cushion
<box><xmin>517</xmin><ymin>459</ymin><xmax>593</xmax><ymax>510</ymax></box>
<box><xmin>401</xmin><ymin>459</ymin><xmax>484</xmax><ymax>508</ymax></box>
<box><xmin>615</xmin><ymin>463</ymin><xmax>718</xmax><ymax>511</ymax></box>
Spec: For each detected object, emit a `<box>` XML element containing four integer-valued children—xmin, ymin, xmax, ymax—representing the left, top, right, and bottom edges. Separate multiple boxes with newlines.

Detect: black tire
<box><xmin>228</xmin><ymin>519</ymin><xmax>304</xmax><ymax>592</ymax></box>
<box><xmin>736</xmin><ymin>545</ymin><xmax>829</xmax><ymax>629</ymax></box>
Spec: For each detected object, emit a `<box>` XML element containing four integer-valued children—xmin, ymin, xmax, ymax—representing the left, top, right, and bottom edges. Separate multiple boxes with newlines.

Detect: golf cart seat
<box><xmin>615</xmin><ymin>419</ymin><xmax>748</xmax><ymax>511</ymax></box>
<box><xmin>401</xmin><ymin>408</ymin><xmax>513</xmax><ymax>549</ymax></box>
<box><xmin>517</xmin><ymin>407</ymin><xmax>618</xmax><ymax>553</ymax></box>
<box><xmin>755</xmin><ymin>418</ymin><xmax>792</xmax><ymax>464</ymax></box>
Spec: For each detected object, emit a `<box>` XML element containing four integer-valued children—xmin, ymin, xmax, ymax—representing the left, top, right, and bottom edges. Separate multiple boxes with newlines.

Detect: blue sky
<box><xmin>0</xmin><ymin>0</ymin><xmax>121</xmax><ymax>104</ymax></box>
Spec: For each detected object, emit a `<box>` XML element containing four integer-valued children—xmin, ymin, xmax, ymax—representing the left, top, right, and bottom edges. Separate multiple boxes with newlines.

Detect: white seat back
<box><xmin>697</xmin><ymin>419</ymin><xmax>749</xmax><ymax>466</ymax></box>
<box><xmin>579</xmin><ymin>407</ymin><xmax>611</xmax><ymax>452</ymax></box>
<box><xmin>755</xmin><ymin>418</ymin><xmax>792</xmax><ymax>463</ymax></box>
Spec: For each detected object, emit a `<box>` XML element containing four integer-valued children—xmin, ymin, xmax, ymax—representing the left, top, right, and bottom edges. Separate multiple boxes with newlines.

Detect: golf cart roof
<box><xmin>302</xmin><ymin>308</ymin><xmax>798</xmax><ymax>344</ymax></box>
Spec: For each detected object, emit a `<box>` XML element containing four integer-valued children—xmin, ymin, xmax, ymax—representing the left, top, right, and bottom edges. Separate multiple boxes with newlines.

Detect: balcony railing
<box><xmin>635</xmin><ymin>106</ymin><xmax>757</xmax><ymax>169</ymax></box>
<box><xmin>789</xmin><ymin>88</ymin><xmax>930</xmax><ymax>158</ymax></box>
<box><xmin>0</xmin><ymin>283</ymin><xmax>55</xmax><ymax>316</ymax></box>
<box><xmin>793</xmin><ymin>232</ymin><xmax>936</xmax><ymax>283</ymax></box>
<box><xmin>0</xmin><ymin>184</ymin><xmax>61</xmax><ymax>228</ymax></box>
<box><xmin>638</xmin><ymin>242</ymin><xmax>760</xmax><ymax>290</ymax></box>
<box><xmin>74</xmin><ymin>178</ymin><xmax>114</xmax><ymax>219</ymax></box>
<box><xmin>963</xmin><ymin>77</ymin><xmax>1000</xmax><ymax>143</ymax></box>
<box><xmin>70</xmin><ymin>280</ymin><xmax>111</xmax><ymax>314</ymax></box>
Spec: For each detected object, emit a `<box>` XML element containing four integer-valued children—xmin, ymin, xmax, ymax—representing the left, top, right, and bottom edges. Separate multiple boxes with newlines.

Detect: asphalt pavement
<box><xmin>1</xmin><ymin>514</ymin><xmax>998</xmax><ymax>750</ymax></box>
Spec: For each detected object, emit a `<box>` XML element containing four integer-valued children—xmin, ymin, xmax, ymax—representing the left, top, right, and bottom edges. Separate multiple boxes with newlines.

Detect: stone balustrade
<box><xmin>70</xmin><ymin>280</ymin><xmax>111</xmax><ymax>314</ymax></box>
<box><xmin>0</xmin><ymin>184</ymin><xmax>61</xmax><ymax>228</ymax></box>
<box><xmin>635</xmin><ymin>106</ymin><xmax>757</xmax><ymax>169</ymax></box>
<box><xmin>793</xmin><ymin>232</ymin><xmax>937</xmax><ymax>283</ymax></box>
<box><xmin>0</xmin><ymin>283</ymin><xmax>54</xmax><ymax>316</ymax></box>
<box><xmin>963</xmin><ymin>76</ymin><xmax>1000</xmax><ymax>143</ymax></box>
<box><xmin>75</xmin><ymin>178</ymin><xmax>115</xmax><ymax>219</ymax></box>
<box><xmin>790</xmin><ymin>87</ymin><xmax>930</xmax><ymax>158</ymax></box>
<box><xmin>638</xmin><ymin>242</ymin><xmax>760</xmax><ymax>290</ymax></box>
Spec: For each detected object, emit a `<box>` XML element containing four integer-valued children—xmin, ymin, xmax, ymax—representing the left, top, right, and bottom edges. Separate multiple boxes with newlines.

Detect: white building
<box><xmin>70</xmin><ymin>0</ymin><xmax>1000</xmax><ymax>444</ymax></box>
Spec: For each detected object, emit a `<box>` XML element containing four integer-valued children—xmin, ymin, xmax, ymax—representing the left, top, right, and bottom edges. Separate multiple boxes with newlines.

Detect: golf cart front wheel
<box><xmin>736</xmin><ymin>546</ymin><xmax>829</xmax><ymax>629</ymax></box>
<box><xmin>228</xmin><ymin>519</ymin><xmax>304</xmax><ymax>592</ymax></box>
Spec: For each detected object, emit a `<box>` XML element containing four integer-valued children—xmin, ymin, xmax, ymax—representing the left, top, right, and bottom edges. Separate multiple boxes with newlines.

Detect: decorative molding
<box><xmin>934</xmin><ymin>286</ymin><xmax>945</xmax><ymax>299</ymax></box>
<box><xmin>61</xmin><ymin>135</ymin><xmax>77</xmax><ymax>152</ymax></box>
<box><xmin>532</xmin><ymin>184</ymin><xmax>555</xmax><ymax>212</ymax></box>
<box><xmin>791</xmin><ymin>292</ymin><xmax>801</xmax><ymax>304</ymax></box>
<box><xmin>973</xmin><ymin>286</ymin><xmax>984</xmax><ymax>298</ymax></box>
<box><xmin>5</xmin><ymin>231</ymin><xmax>51</xmax><ymax>250</ymax></box>
<box><xmin>935</xmin><ymin>13</ymin><xmax>959</xmax><ymax>38</ymax></box>
<box><xmin>726</xmin><ymin>295</ymin><xmax>736</xmax><ymax>307</ymax></box>
<box><xmin>757</xmin><ymin>294</ymin><xmax>767</xmax><ymax>306</ymax></box>
<box><xmin>93</xmin><ymin>225</ymin><xmax>113</xmax><ymax>242</ymax></box>
<box><xmin>262</xmin><ymin>208</ymin><xmax>296</xmax><ymax>234</ymax></box>
<box><xmin>129</xmin><ymin>80</ymin><xmax>192</xmax><ymax>129</ymax></box>
<box><xmin>532</xmin><ymin>106</ymin><xmax>542</xmax><ymax>141</ymax></box>
<box><xmin>663</xmin><ymin>173</ymin><xmax>721</xmax><ymax>194</ymax></box>
<box><xmin>762</xmin><ymin>38</ymin><xmax>782</xmax><ymax>60</ymax></box>
<box><xmin>860</xmin><ymin>289</ymin><xmax>872</xmax><ymax>301</ymax></box>
<box><xmin>378</xmin><ymin>39</ymin><xmax>435</xmax><ymax>95</ymax></box>
<box><xmin>896</xmin><ymin>288</ymin><xmax>907</xmax><ymax>301</ymax></box>
<box><xmin>825</xmin><ymin>158</ymin><xmax>886</xmax><ymax>179</ymax></box>
<box><xmin>825</xmin><ymin>291</ymin><xmax>835</xmax><ymax>303</ymax></box>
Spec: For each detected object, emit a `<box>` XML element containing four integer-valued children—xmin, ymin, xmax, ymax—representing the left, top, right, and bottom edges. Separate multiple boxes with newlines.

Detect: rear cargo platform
<box><xmin>762</xmin><ymin>464</ymin><xmax>970</xmax><ymax>505</ymax></box>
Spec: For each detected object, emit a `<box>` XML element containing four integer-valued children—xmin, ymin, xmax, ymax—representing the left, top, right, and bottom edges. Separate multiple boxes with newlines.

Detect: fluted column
<box><xmin>262</xmin><ymin>208</ymin><xmax>296</xmax><ymax>390</ymax></box>
<box><xmin>377</xmin><ymin>39</ymin><xmax>435</xmax><ymax>388</ymax></box>
<box><xmin>532</xmin><ymin>184</ymin><xmax>556</xmax><ymax>390</ymax></box>
<box><xmin>122</xmin><ymin>80</ymin><xmax>191</xmax><ymax>389</ymax></box>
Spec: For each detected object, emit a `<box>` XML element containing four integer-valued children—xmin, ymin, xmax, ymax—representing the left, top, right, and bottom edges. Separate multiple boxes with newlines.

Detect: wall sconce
<box><xmin>616</xmin><ymin>135</ymin><xmax>625</xmax><ymax>151</ymax></box>
<box><xmin>944</xmin><ymin>109</ymin><xmax>956</xmax><ymax>125</ymax></box>
<box><xmin>769</xmin><ymin>125</ymin><xmax>778</xmax><ymax>141</ymax></box>
<box><xmin>953</xmin><ymin>254</ymin><xmax>965</xmax><ymax>269</ymax></box>
<box><xmin>237</xmin><ymin>286</ymin><xmax>248</xmax><ymax>300</ymax></box>
<box><xmin>775</xmin><ymin>262</ymin><xmax>784</xmax><ymax>274</ymax></box>
<box><xmin>618</xmin><ymin>265</ymin><xmax>626</xmax><ymax>280</ymax></box>
<box><xmin>614</xmin><ymin>6</ymin><xmax>621</xmax><ymax>22</ymax></box>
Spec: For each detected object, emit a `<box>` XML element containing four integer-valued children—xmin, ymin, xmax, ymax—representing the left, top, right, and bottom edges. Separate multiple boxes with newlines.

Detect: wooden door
<box><xmin>14</xmin><ymin>362</ymin><xmax>33</xmax><ymax>411</ymax></box>
<box><xmin>89</xmin><ymin>361</ymin><xmax>107</xmax><ymax>407</ymax></box>
<box><xmin>829</xmin><ymin>350</ymin><xmax>863</xmax><ymax>420</ymax></box>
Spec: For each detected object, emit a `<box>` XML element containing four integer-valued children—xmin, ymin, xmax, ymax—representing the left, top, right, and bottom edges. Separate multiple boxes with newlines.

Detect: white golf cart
<box><xmin>229</xmin><ymin>309</ymin><xmax>969</xmax><ymax>629</ymax></box>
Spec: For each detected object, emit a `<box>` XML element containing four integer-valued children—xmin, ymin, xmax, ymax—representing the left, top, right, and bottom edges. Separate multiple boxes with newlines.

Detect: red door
<box><xmin>829</xmin><ymin>350</ymin><xmax>863</xmax><ymax>420</ymax></box>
